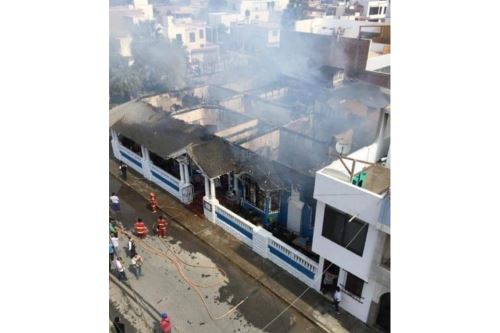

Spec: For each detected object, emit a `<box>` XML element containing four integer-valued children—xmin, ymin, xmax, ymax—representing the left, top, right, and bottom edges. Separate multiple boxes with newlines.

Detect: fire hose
<box><xmin>115</xmin><ymin>226</ymin><xmax>250</xmax><ymax>321</ymax></box>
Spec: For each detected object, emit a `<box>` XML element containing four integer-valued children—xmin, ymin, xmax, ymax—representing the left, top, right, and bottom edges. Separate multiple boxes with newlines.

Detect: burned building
<box><xmin>110</xmin><ymin>65</ymin><xmax>390</xmax><ymax>289</ymax></box>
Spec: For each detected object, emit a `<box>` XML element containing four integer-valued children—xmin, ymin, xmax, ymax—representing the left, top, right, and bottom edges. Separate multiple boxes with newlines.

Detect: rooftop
<box><xmin>359</xmin><ymin>164</ymin><xmax>390</xmax><ymax>194</ymax></box>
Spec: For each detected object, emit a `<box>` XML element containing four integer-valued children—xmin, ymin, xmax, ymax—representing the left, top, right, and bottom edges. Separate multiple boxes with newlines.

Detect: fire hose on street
<box><xmin>114</xmin><ymin>225</ymin><xmax>252</xmax><ymax>321</ymax></box>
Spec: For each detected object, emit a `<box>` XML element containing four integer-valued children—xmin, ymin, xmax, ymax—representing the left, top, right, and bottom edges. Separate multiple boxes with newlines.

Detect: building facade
<box><xmin>311</xmin><ymin>106</ymin><xmax>390</xmax><ymax>328</ymax></box>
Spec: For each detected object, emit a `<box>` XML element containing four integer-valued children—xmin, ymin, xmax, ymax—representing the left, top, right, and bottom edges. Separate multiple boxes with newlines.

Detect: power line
<box><xmin>261</xmin><ymin>222</ymin><xmax>368</xmax><ymax>331</ymax></box>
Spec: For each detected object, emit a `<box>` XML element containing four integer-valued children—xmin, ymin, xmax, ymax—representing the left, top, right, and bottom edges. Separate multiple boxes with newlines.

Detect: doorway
<box><xmin>321</xmin><ymin>259</ymin><xmax>340</xmax><ymax>296</ymax></box>
<box><xmin>376</xmin><ymin>292</ymin><xmax>390</xmax><ymax>331</ymax></box>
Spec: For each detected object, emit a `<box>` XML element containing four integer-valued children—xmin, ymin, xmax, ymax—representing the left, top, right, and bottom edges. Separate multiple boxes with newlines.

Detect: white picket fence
<box><xmin>214</xmin><ymin>204</ymin><xmax>254</xmax><ymax>247</ymax></box>
<box><xmin>211</xmin><ymin>201</ymin><xmax>319</xmax><ymax>288</ymax></box>
<box><xmin>267</xmin><ymin>237</ymin><xmax>319</xmax><ymax>286</ymax></box>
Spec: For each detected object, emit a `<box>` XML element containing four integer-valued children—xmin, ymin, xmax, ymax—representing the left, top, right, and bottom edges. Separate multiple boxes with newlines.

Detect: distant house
<box><xmin>161</xmin><ymin>15</ymin><xmax>220</xmax><ymax>64</ymax></box>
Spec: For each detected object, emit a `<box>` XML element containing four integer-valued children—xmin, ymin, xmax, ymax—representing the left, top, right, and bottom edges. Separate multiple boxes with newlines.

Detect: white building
<box><xmin>109</xmin><ymin>0</ymin><xmax>155</xmax><ymax>59</ymax></box>
<box><xmin>356</xmin><ymin>0</ymin><xmax>389</xmax><ymax>21</ymax></box>
<box><xmin>162</xmin><ymin>15</ymin><xmax>219</xmax><ymax>63</ymax></box>
<box><xmin>294</xmin><ymin>16</ymin><xmax>386</xmax><ymax>37</ymax></box>
<box><xmin>293</xmin><ymin>17</ymin><xmax>390</xmax><ymax>72</ymax></box>
<box><xmin>109</xmin><ymin>0</ymin><xmax>154</xmax><ymax>23</ymax></box>
<box><xmin>208</xmin><ymin>12</ymin><xmax>242</xmax><ymax>31</ymax></box>
<box><xmin>226</xmin><ymin>0</ymin><xmax>280</xmax><ymax>20</ymax></box>
<box><xmin>311</xmin><ymin>106</ymin><xmax>390</xmax><ymax>329</ymax></box>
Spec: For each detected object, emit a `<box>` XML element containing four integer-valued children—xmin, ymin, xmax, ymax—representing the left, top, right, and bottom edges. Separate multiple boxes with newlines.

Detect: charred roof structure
<box><xmin>110</xmin><ymin>65</ymin><xmax>390</xmax><ymax>259</ymax></box>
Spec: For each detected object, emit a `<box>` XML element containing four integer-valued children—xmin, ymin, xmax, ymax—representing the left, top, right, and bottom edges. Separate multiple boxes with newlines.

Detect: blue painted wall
<box><xmin>278</xmin><ymin>190</ymin><xmax>290</xmax><ymax>228</ymax></box>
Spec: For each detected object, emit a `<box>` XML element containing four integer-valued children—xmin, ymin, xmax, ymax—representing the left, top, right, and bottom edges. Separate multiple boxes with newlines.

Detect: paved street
<box><xmin>110</xmin><ymin>175</ymin><xmax>326</xmax><ymax>333</ymax></box>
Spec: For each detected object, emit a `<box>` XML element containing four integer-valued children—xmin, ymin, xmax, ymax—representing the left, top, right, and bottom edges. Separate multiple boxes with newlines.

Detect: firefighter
<box><xmin>149</xmin><ymin>192</ymin><xmax>158</xmax><ymax>213</ymax></box>
<box><xmin>134</xmin><ymin>218</ymin><xmax>148</xmax><ymax>239</ymax></box>
<box><xmin>156</xmin><ymin>215</ymin><xmax>168</xmax><ymax>238</ymax></box>
<box><xmin>160</xmin><ymin>313</ymin><xmax>172</xmax><ymax>333</ymax></box>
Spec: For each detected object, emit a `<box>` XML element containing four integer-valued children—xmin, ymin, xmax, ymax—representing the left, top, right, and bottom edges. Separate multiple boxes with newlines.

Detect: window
<box><xmin>369</xmin><ymin>7</ymin><xmax>379</xmax><ymax>15</ymax></box>
<box><xmin>149</xmin><ymin>150</ymin><xmax>180</xmax><ymax>179</ymax></box>
<box><xmin>199</xmin><ymin>29</ymin><xmax>204</xmax><ymax>39</ymax></box>
<box><xmin>381</xmin><ymin>234</ymin><xmax>390</xmax><ymax>270</ymax></box>
<box><xmin>383</xmin><ymin>7</ymin><xmax>387</xmax><ymax>14</ymax></box>
<box><xmin>345</xmin><ymin>272</ymin><xmax>364</xmax><ymax>297</ymax></box>
<box><xmin>242</xmin><ymin>176</ymin><xmax>265</xmax><ymax>211</ymax></box>
<box><xmin>189</xmin><ymin>32</ymin><xmax>195</xmax><ymax>43</ymax></box>
<box><xmin>176</xmin><ymin>34</ymin><xmax>182</xmax><ymax>43</ymax></box>
<box><xmin>322</xmin><ymin>205</ymin><xmax>368</xmax><ymax>256</ymax></box>
<box><xmin>118</xmin><ymin>134</ymin><xmax>142</xmax><ymax>157</ymax></box>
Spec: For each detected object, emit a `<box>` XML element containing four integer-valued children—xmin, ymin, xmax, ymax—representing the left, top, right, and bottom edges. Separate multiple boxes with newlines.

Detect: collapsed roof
<box><xmin>110</xmin><ymin>99</ymin><xmax>209</xmax><ymax>159</ymax></box>
<box><xmin>110</xmin><ymin>99</ymin><xmax>287</xmax><ymax>191</ymax></box>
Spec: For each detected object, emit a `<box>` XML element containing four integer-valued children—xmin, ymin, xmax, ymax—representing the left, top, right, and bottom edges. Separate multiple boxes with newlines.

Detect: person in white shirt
<box><xmin>131</xmin><ymin>253</ymin><xmax>144</xmax><ymax>279</ymax></box>
<box><xmin>114</xmin><ymin>257</ymin><xmax>127</xmax><ymax>281</ymax></box>
<box><xmin>110</xmin><ymin>193</ymin><xmax>120</xmax><ymax>212</ymax></box>
<box><xmin>111</xmin><ymin>233</ymin><xmax>120</xmax><ymax>255</ymax></box>
<box><xmin>333</xmin><ymin>286</ymin><xmax>342</xmax><ymax>314</ymax></box>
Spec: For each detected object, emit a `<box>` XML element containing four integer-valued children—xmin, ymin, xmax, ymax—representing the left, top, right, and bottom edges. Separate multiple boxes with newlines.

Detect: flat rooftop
<box><xmin>360</xmin><ymin>164</ymin><xmax>390</xmax><ymax>195</ymax></box>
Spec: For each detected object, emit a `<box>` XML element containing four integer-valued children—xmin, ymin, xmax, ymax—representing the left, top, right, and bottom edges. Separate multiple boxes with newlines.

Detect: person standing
<box><xmin>119</xmin><ymin>162</ymin><xmax>128</xmax><ymax>180</ymax></box>
<box><xmin>113</xmin><ymin>316</ymin><xmax>125</xmax><ymax>333</ymax></box>
<box><xmin>110</xmin><ymin>233</ymin><xmax>120</xmax><ymax>255</ymax></box>
<box><xmin>114</xmin><ymin>257</ymin><xmax>127</xmax><ymax>281</ymax></box>
<box><xmin>333</xmin><ymin>286</ymin><xmax>342</xmax><ymax>314</ymax></box>
<box><xmin>128</xmin><ymin>237</ymin><xmax>137</xmax><ymax>258</ymax></box>
<box><xmin>109</xmin><ymin>243</ymin><xmax>115</xmax><ymax>270</ymax></box>
<box><xmin>109</xmin><ymin>219</ymin><xmax>117</xmax><ymax>235</ymax></box>
<box><xmin>149</xmin><ymin>192</ymin><xmax>158</xmax><ymax>213</ymax></box>
<box><xmin>131</xmin><ymin>253</ymin><xmax>144</xmax><ymax>279</ymax></box>
<box><xmin>160</xmin><ymin>313</ymin><xmax>172</xmax><ymax>333</ymax></box>
<box><xmin>321</xmin><ymin>271</ymin><xmax>335</xmax><ymax>294</ymax></box>
<box><xmin>110</xmin><ymin>193</ymin><xmax>120</xmax><ymax>213</ymax></box>
<box><xmin>134</xmin><ymin>218</ymin><xmax>148</xmax><ymax>239</ymax></box>
<box><xmin>156</xmin><ymin>215</ymin><xmax>168</xmax><ymax>238</ymax></box>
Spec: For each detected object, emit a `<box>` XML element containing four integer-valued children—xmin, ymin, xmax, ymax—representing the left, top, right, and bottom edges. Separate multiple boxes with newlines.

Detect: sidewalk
<box><xmin>110</xmin><ymin>159</ymin><xmax>377</xmax><ymax>333</ymax></box>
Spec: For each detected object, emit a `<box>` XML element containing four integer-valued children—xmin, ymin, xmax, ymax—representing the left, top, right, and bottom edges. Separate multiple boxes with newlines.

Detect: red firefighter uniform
<box><xmin>149</xmin><ymin>192</ymin><xmax>158</xmax><ymax>213</ymax></box>
<box><xmin>134</xmin><ymin>219</ymin><xmax>148</xmax><ymax>239</ymax></box>
<box><xmin>156</xmin><ymin>216</ymin><xmax>168</xmax><ymax>238</ymax></box>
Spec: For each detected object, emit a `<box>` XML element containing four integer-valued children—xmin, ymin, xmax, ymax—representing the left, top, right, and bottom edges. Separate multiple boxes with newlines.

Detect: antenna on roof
<box><xmin>335</xmin><ymin>130</ymin><xmax>353</xmax><ymax>156</ymax></box>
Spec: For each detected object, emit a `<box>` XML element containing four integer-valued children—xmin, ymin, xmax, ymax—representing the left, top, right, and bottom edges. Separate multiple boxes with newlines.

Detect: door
<box><xmin>377</xmin><ymin>292</ymin><xmax>390</xmax><ymax>331</ymax></box>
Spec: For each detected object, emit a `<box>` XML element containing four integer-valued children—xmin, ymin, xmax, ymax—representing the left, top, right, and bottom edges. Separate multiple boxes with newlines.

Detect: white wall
<box><xmin>313</xmin><ymin>172</ymin><xmax>387</xmax><ymax>227</ymax></box>
<box><xmin>208</xmin><ymin>12</ymin><xmax>241</xmax><ymax>29</ymax></box>
<box><xmin>337</xmin><ymin>268</ymin><xmax>375</xmax><ymax>322</ymax></box>
<box><xmin>166</xmin><ymin>16</ymin><xmax>208</xmax><ymax>51</ymax></box>
<box><xmin>118</xmin><ymin>36</ymin><xmax>132</xmax><ymax>57</ymax></box>
<box><xmin>241</xmin><ymin>130</ymin><xmax>280</xmax><ymax>153</ymax></box>
<box><xmin>312</xmin><ymin>201</ymin><xmax>380</xmax><ymax>281</ymax></box>
<box><xmin>312</xmin><ymin>199</ymin><xmax>389</xmax><ymax>323</ymax></box>
<box><xmin>366</xmin><ymin>53</ymin><xmax>390</xmax><ymax>71</ymax></box>
<box><xmin>294</xmin><ymin>17</ymin><xmax>386</xmax><ymax>38</ymax></box>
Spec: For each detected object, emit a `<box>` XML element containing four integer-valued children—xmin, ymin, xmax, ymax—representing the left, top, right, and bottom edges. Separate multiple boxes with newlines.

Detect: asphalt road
<box><xmin>109</xmin><ymin>175</ymin><xmax>326</xmax><ymax>333</ymax></box>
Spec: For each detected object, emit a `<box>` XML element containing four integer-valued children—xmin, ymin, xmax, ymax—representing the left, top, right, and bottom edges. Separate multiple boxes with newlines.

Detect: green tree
<box><xmin>109</xmin><ymin>37</ymin><xmax>143</xmax><ymax>104</ymax></box>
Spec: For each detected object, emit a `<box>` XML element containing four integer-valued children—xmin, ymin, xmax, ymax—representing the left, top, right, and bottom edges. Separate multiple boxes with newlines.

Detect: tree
<box><xmin>131</xmin><ymin>21</ymin><xmax>189</xmax><ymax>92</ymax></box>
<box><xmin>109</xmin><ymin>37</ymin><xmax>143</xmax><ymax>104</ymax></box>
